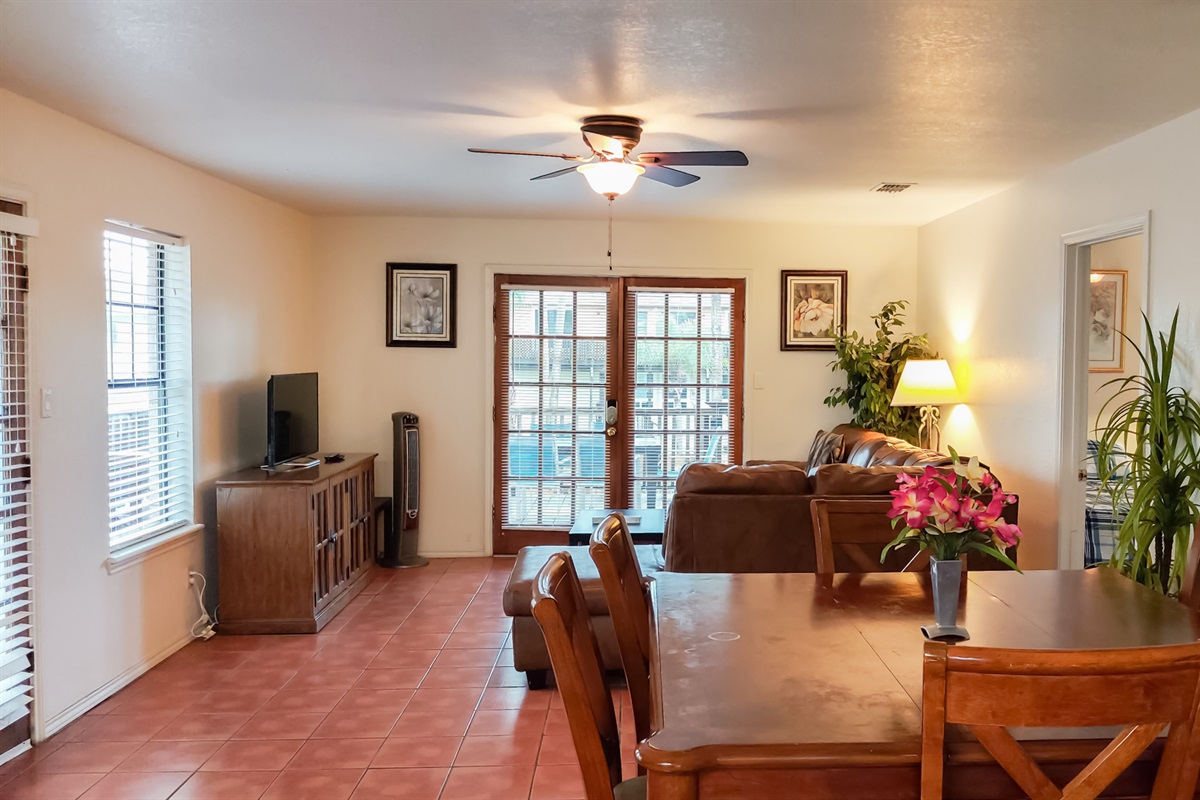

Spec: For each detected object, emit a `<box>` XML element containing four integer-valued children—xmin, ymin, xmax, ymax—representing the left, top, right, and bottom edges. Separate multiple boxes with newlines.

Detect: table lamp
<box><xmin>891</xmin><ymin>359</ymin><xmax>959</xmax><ymax>452</ymax></box>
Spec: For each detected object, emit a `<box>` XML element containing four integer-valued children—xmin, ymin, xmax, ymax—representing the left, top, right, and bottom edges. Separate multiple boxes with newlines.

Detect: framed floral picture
<box><xmin>1088</xmin><ymin>269</ymin><xmax>1126</xmax><ymax>372</ymax></box>
<box><xmin>386</xmin><ymin>263</ymin><xmax>457</xmax><ymax>348</ymax></box>
<box><xmin>780</xmin><ymin>270</ymin><xmax>847</xmax><ymax>351</ymax></box>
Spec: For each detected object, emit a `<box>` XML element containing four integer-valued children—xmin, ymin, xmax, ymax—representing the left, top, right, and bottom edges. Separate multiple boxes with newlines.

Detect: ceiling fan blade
<box><xmin>468</xmin><ymin>148</ymin><xmax>586</xmax><ymax>161</ymax></box>
<box><xmin>582</xmin><ymin>131</ymin><xmax>625</xmax><ymax>159</ymax></box>
<box><xmin>641</xmin><ymin>165</ymin><xmax>700</xmax><ymax>187</ymax></box>
<box><xmin>530</xmin><ymin>166</ymin><xmax>580</xmax><ymax>181</ymax></box>
<box><xmin>637</xmin><ymin>150</ymin><xmax>749</xmax><ymax>167</ymax></box>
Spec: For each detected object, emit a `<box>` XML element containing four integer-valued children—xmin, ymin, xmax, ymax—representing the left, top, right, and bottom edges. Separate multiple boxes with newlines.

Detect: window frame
<box><xmin>103</xmin><ymin>222</ymin><xmax>194</xmax><ymax>554</ymax></box>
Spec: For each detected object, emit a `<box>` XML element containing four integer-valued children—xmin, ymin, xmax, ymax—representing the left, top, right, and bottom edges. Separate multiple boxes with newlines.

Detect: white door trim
<box><xmin>1056</xmin><ymin>213</ymin><xmax>1150</xmax><ymax>569</ymax></box>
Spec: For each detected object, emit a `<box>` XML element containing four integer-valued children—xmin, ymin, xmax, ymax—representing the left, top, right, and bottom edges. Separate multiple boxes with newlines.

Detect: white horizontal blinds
<box><xmin>625</xmin><ymin>283</ymin><xmax>742</xmax><ymax>510</ymax></box>
<box><xmin>104</xmin><ymin>224</ymin><xmax>193</xmax><ymax>551</ymax></box>
<box><xmin>0</xmin><ymin>199</ymin><xmax>32</xmax><ymax>756</ymax></box>
<box><xmin>498</xmin><ymin>283</ymin><xmax>610</xmax><ymax>530</ymax></box>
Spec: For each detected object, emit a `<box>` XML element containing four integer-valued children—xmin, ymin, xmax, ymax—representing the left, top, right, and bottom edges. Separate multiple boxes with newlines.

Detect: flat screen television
<box><xmin>267</xmin><ymin>372</ymin><xmax>319</xmax><ymax>467</ymax></box>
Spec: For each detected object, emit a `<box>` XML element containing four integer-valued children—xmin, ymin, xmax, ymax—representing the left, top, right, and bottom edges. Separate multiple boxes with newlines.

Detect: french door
<box><xmin>493</xmin><ymin>275</ymin><xmax>744</xmax><ymax>553</ymax></box>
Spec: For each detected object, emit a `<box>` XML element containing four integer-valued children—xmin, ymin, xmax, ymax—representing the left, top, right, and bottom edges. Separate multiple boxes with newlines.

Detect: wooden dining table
<box><xmin>637</xmin><ymin>569</ymin><xmax>1200</xmax><ymax>800</ymax></box>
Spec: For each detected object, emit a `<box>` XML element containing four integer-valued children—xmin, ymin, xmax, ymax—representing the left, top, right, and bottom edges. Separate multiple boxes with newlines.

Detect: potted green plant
<box><xmin>824</xmin><ymin>300</ymin><xmax>936</xmax><ymax>443</ymax></box>
<box><xmin>1094</xmin><ymin>309</ymin><xmax>1200</xmax><ymax>595</ymax></box>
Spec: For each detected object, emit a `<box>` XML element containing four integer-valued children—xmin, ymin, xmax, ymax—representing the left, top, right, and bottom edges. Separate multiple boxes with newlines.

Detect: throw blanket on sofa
<box><xmin>1084</xmin><ymin>439</ymin><xmax>1132</xmax><ymax>567</ymax></box>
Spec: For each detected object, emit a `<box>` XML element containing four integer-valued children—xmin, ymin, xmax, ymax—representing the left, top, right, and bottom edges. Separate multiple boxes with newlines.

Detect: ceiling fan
<box><xmin>468</xmin><ymin>114</ymin><xmax>749</xmax><ymax>198</ymax></box>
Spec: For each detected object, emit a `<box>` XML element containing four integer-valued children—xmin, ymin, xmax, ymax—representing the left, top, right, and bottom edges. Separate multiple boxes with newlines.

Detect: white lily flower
<box><xmin>952</xmin><ymin>454</ymin><xmax>985</xmax><ymax>492</ymax></box>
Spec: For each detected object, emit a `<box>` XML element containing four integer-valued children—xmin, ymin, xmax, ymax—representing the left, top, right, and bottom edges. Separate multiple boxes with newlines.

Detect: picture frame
<box><xmin>386</xmin><ymin>263</ymin><xmax>457</xmax><ymax>348</ymax></box>
<box><xmin>1088</xmin><ymin>269</ymin><xmax>1127</xmax><ymax>372</ymax></box>
<box><xmin>780</xmin><ymin>270</ymin><xmax>847</xmax><ymax>351</ymax></box>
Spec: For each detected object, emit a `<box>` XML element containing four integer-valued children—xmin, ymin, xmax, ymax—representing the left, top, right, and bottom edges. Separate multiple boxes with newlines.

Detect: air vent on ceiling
<box><xmin>871</xmin><ymin>182</ymin><xmax>916</xmax><ymax>194</ymax></box>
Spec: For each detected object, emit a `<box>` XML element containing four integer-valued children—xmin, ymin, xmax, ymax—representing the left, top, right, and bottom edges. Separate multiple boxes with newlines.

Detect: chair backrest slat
<box><xmin>531</xmin><ymin>552</ymin><xmax>623</xmax><ymax>800</ymax></box>
<box><xmin>920</xmin><ymin>640</ymin><xmax>1200</xmax><ymax>800</ymax></box>
<box><xmin>811</xmin><ymin>498</ymin><xmax>916</xmax><ymax>575</ymax></box>
<box><xmin>590</xmin><ymin>513</ymin><xmax>652</xmax><ymax>743</ymax></box>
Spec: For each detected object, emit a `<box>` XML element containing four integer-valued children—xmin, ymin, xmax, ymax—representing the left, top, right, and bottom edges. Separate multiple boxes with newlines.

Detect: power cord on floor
<box><xmin>189</xmin><ymin>571</ymin><xmax>217</xmax><ymax>640</ymax></box>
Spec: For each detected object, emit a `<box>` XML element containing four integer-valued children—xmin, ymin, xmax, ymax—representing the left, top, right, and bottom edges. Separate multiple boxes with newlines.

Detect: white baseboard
<box><xmin>39</xmin><ymin>631</ymin><xmax>195</xmax><ymax>741</ymax></box>
<box><xmin>418</xmin><ymin>550</ymin><xmax>490</xmax><ymax>559</ymax></box>
<box><xmin>0</xmin><ymin>741</ymin><xmax>31</xmax><ymax>768</ymax></box>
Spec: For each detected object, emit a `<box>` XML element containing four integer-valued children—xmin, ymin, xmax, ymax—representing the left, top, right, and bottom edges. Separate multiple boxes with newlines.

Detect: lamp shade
<box><xmin>891</xmin><ymin>359</ymin><xmax>959</xmax><ymax>407</ymax></box>
<box><xmin>577</xmin><ymin>161</ymin><xmax>644</xmax><ymax>197</ymax></box>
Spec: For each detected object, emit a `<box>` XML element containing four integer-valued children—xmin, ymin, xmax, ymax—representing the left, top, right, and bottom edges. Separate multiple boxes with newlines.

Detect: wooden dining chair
<box><xmin>590</xmin><ymin>513</ymin><xmax>652</xmax><ymax>745</ymax></box>
<box><xmin>920</xmin><ymin>640</ymin><xmax>1200</xmax><ymax>800</ymax></box>
<box><xmin>531</xmin><ymin>552</ymin><xmax>646</xmax><ymax>800</ymax></box>
<box><xmin>811</xmin><ymin>498</ymin><xmax>931</xmax><ymax>574</ymax></box>
<box><xmin>1181</xmin><ymin>523</ymin><xmax>1200</xmax><ymax>613</ymax></box>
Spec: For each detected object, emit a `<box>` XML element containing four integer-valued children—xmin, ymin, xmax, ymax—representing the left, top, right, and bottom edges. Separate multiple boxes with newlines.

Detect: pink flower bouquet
<box><xmin>883</xmin><ymin>448</ymin><xmax>1022</xmax><ymax>569</ymax></box>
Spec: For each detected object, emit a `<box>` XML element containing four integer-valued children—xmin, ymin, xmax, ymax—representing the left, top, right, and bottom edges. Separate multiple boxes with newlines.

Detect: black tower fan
<box><xmin>380</xmin><ymin>412</ymin><xmax>429</xmax><ymax>568</ymax></box>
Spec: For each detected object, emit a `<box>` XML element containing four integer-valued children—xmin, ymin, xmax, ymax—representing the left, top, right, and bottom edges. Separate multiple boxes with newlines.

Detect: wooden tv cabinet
<box><xmin>216</xmin><ymin>453</ymin><xmax>377</xmax><ymax>634</ymax></box>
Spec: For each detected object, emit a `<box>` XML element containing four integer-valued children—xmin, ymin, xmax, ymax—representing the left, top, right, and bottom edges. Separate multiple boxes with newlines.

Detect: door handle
<box><xmin>606</xmin><ymin>399</ymin><xmax>618</xmax><ymax>438</ymax></box>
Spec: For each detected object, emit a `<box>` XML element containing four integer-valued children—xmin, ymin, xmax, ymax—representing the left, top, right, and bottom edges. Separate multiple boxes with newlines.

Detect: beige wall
<box><xmin>312</xmin><ymin>216</ymin><xmax>918</xmax><ymax>556</ymax></box>
<box><xmin>1085</xmin><ymin>233</ymin><xmax>1145</xmax><ymax>431</ymax></box>
<box><xmin>0</xmin><ymin>90</ymin><xmax>316</xmax><ymax>732</ymax></box>
<box><xmin>917</xmin><ymin>108</ymin><xmax>1200</xmax><ymax>570</ymax></box>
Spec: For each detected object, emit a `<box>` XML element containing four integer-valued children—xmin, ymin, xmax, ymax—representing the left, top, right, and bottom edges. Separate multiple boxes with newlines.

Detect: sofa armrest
<box><xmin>664</xmin><ymin>494</ymin><xmax>815</xmax><ymax>573</ymax></box>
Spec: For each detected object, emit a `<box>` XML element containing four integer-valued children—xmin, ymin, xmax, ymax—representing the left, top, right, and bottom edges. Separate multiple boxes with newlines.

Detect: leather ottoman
<box><xmin>503</xmin><ymin>544</ymin><xmax>663</xmax><ymax>689</ymax></box>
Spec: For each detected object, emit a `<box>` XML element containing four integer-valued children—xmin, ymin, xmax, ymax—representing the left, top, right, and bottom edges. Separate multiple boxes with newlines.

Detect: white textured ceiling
<box><xmin>3</xmin><ymin>1</ymin><xmax>1200</xmax><ymax>225</ymax></box>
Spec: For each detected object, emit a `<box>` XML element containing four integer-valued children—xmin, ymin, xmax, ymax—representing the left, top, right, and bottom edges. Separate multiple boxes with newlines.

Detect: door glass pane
<box><xmin>500</xmin><ymin>286</ymin><xmax>609</xmax><ymax>530</ymax></box>
<box><xmin>630</xmin><ymin>289</ymin><xmax>736</xmax><ymax>509</ymax></box>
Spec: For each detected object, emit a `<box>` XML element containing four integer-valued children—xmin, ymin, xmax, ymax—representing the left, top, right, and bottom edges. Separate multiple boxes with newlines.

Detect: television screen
<box><xmin>267</xmin><ymin>372</ymin><xmax>319</xmax><ymax>467</ymax></box>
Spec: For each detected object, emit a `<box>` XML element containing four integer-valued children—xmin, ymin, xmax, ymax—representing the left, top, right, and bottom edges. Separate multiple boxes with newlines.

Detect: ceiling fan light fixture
<box><xmin>578</xmin><ymin>160</ymin><xmax>644</xmax><ymax>198</ymax></box>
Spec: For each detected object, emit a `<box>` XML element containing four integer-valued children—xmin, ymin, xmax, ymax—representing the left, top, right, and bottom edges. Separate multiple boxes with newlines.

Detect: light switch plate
<box><xmin>40</xmin><ymin>388</ymin><xmax>52</xmax><ymax>418</ymax></box>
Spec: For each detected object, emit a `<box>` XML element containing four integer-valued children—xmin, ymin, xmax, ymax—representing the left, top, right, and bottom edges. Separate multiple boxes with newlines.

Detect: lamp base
<box><xmin>917</xmin><ymin>405</ymin><xmax>942</xmax><ymax>452</ymax></box>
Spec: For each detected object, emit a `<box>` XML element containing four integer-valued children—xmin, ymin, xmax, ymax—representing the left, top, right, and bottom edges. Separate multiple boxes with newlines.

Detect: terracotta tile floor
<box><xmin>0</xmin><ymin>558</ymin><xmax>638</xmax><ymax>799</ymax></box>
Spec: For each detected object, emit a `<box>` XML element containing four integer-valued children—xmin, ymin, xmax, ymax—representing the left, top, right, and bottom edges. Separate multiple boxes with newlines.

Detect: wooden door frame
<box><xmin>484</xmin><ymin>266</ymin><xmax>753</xmax><ymax>557</ymax></box>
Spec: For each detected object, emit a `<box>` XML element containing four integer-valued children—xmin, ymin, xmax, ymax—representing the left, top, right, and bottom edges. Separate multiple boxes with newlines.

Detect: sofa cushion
<box><xmin>810</xmin><ymin>463</ymin><xmax>930</xmax><ymax>495</ymax></box>
<box><xmin>503</xmin><ymin>544</ymin><xmax>663</xmax><ymax>618</ymax></box>
<box><xmin>833</xmin><ymin>423</ymin><xmax>953</xmax><ymax>468</ymax></box>
<box><xmin>674</xmin><ymin>462</ymin><xmax>811</xmax><ymax>496</ymax></box>
<box><xmin>869</xmin><ymin>441</ymin><xmax>954</xmax><ymax>467</ymax></box>
<box><xmin>745</xmin><ymin>459</ymin><xmax>807</xmax><ymax>469</ymax></box>
<box><xmin>805</xmin><ymin>429</ymin><xmax>845</xmax><ymax>473</ymax></box>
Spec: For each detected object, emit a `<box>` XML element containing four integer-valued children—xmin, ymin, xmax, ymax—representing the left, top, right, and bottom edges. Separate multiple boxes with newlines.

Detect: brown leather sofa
<box><xmin>663</xmin><ymin>424</ymin><xmax>1018</xmax><ymax>572</ymax></box>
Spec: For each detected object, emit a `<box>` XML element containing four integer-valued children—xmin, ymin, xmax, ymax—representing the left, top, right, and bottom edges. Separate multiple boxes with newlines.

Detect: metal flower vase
<box><xmin>922</xmin><ymin>558</ymin><xmax>970</xmax><ymax>641</ymax></box>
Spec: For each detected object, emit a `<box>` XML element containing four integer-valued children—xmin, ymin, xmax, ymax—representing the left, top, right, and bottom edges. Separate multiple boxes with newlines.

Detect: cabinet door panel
<box><xmin>312</xmin><ymin>484</ymin><xmax>335</xmax><ymax>612</ymax></box>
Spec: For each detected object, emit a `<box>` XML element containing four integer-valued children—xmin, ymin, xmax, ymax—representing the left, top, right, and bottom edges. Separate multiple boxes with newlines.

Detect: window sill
<box><xmin>105</xmin><ymin>523</ymin><xmax>204</xmax><ymax>575</ymax></box>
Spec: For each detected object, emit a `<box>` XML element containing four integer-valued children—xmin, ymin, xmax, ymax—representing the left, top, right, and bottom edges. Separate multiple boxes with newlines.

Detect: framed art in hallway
<box><xmin>781</xmin><ymin>270</ymin><xmax>847</xmax><ymax>351</ymax></box>
<box><xmin>387</xmin><ymin>262</ymin><xmax>457</xmax><ymax>347</ymax></box>
<box><xmin>1088</xmin><ymin>269</ymin><xmax>1126</xmax><ymax>372</ymax></box>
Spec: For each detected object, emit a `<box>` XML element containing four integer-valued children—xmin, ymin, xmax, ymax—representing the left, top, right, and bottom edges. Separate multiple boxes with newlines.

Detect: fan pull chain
<box><xmin>607</xmin><ymin>197</ymin><xmax>614</xmax><ymax>270</ymax></box>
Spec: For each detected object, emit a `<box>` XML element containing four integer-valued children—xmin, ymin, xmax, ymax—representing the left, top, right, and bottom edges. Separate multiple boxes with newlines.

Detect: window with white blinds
<box><xmin>0</xmin><ymin>200</ymin><xmax>33</xmax><ymax>758</ymax></box>
<box><xmin>104</xmin><ymin>222</ymin><xmax>193</xmax><ymax>551</ymax></box>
